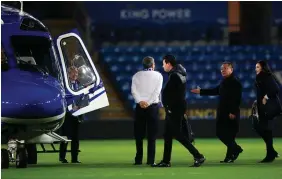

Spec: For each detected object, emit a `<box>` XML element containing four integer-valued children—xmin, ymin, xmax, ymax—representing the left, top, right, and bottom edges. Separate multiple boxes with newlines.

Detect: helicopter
<box><xmin>1</xmin><ymin>2</ymin><xmax>109</xmax><ymax>169</ymax></box>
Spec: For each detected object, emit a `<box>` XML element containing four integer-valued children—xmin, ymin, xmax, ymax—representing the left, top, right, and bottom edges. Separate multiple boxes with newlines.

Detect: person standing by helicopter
<box><xmin>59</xmin><ymin>65</ymin><xmax>83</xmax><ymax>164</ymax></box>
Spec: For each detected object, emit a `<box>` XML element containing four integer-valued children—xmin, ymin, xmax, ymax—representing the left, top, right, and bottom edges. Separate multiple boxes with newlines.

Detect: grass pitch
<box><xmin>2</xmin><ymin>139</ymin><xmax>282</xmax><ymax>179</ymax></box>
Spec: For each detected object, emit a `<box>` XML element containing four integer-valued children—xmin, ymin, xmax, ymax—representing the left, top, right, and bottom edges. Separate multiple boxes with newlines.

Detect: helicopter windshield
<box><xmin>10</xmin><ymin>35</ymin><xmax>60</xmax><ymax>79</ymax></box>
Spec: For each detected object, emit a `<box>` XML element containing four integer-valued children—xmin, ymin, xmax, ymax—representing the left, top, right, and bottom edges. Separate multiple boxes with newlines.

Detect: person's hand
<box><xmin>262</xmin><ymin>98</ymin><xmax>267</xmax><ymax>105</ymax></box>
<box><xmin>89</xmin><ymin>87</ymin><xmax>95</xmax><ymax>94</ymax></box>
<box><xmin>139</xmin><ymin>101</ymin><xmax>149</xmax><ymax>108</ymax></box>
<box><xmin>190</xmin><ymin>89</ymin><xmax>200</xmax><ymax>94</ymax></box>
<box><xmin>229</xmin><ymin>113</ymin><xmax>236</xmax><ymax>120</ymax></box>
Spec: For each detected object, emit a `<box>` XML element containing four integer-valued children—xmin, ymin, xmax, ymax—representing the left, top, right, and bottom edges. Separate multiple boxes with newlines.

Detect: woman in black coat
<box><xmin>255</xmin><ymin>60</ymin><xmax>282</xmax><ymax>163</ymax></box>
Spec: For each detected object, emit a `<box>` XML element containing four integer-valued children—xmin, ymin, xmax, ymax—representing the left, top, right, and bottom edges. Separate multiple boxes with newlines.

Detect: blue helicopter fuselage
<box><xmin>1</xmin><ymin>5</ymin><xmax>66</xmax><ymax>131</ymax></box>
<box><xmin>1</xmin><ymin>69</ymin><xmax>65</xmax><ymax>120</ymax></box>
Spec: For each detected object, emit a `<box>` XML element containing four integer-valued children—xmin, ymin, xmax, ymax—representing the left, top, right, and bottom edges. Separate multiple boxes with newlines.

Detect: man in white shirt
<box><xmin>131</xmin><ymin>56</ymin><xmax>163</xmax><ymax>165</ymax></box>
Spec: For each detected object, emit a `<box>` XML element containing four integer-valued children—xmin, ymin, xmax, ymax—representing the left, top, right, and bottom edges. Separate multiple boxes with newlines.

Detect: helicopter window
<box><xmin>20</xmin><ymin>18</ymin><xmax>48</xmax><ymax>32</ymax></box>
<box><xmin>1</xmin><ymin>47</ymin><xmax>9</xmax><ymax>71</ymax></box>
<box><xmin>17</xmin><ymin>56</ymin><xmax>37</xmax><ymax>65</ymax></box>
<box><xmin>10</xmin><ymin>36</ymin><xmax>59</xmax><ymax>79</ymax></box>
<box><xmin>59</xmin><ymin>36</ymin><xmax>97</xmax><ymax>92</ymax></box>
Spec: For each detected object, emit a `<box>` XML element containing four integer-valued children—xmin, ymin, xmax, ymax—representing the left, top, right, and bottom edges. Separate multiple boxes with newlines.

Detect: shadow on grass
<box><xmin>174</xmin><ymin>158</ymin><xmax>282</xmax><ymax>168</ymax></box>
<box><xmin>27</xmin><ymin>162</ymin><xmax>144</xmax><ymax>169</ymax></box>
<box><xmin>26</xmin><ymin>158</ymin><xmax>282</xmax><ymax>169</ymax></box>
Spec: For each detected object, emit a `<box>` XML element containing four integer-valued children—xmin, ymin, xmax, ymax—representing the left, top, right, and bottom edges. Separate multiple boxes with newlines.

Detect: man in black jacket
<box><xmin>191</xmin><ymin>61</ymin><xmax>243</xmax><ymax>163</ymax></box>
<box><xmin>154</xmin><ymin>55</ymin><xmax>205</xmax><ymax>168</ymax></box>
<box><xmin>59</xmin><ymin>112</ymin><xmax>82</xmax><ymax>163</ymax></box>
<box><xmin>59</xmin><ymin>67</ymin><xmax>83</xmax><ymax>164</ymax></box>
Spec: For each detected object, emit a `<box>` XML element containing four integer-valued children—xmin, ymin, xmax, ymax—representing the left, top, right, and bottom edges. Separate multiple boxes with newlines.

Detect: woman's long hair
<box><xmin>257</xmin><ymin>60</ymin><xmax>272</xmax><ymax>74</ymax></box>
<box><xmin>257</xmin><ymin>60</ymin><xmax>280</xmax><ymax>86</ymax></box>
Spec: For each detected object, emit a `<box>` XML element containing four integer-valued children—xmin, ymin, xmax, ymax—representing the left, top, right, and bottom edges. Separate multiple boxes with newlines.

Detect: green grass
<box><xmin>2</xmin><ymin>139</ymin><xmax>282</xmax><ymax>179</ymax></box>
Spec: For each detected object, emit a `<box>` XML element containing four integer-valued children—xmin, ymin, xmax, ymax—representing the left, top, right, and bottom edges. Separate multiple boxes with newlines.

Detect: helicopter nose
<box><xmin>1</xmin><ymin>80</ymin><xmax>66</xmax><ymax>120</ymax></box>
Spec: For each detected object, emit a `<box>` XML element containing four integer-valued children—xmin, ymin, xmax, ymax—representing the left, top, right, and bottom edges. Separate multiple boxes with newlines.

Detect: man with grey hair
<box><xmin>131</xmin><ymin>56</ymin><xmax>163</xmax><ymax>165</ymax></box>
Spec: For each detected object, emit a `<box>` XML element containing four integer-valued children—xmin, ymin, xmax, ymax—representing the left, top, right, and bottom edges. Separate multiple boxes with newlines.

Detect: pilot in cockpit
<box><xmin>71</xmin><ymin>53</ymin><xmax>96</xmax><ymax>87</ymax></box>
<box><xmin>67</xmin><ymin>66</ymin><xmax>80</xmax><ymax>91</ymax></box>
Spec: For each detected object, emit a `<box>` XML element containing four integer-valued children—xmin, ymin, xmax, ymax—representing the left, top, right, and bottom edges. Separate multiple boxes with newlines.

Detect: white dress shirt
<box><xmin>131</xmin><ymin>69</ymin><xmax>163</xmax><ymax>105</ymax></box>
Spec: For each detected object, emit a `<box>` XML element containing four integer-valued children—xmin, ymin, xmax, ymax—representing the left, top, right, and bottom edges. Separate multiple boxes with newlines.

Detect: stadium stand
<box><xmin>100</xmin><ymin>45</ymin><xmax>282</xmax><ymax>116</ymax></box>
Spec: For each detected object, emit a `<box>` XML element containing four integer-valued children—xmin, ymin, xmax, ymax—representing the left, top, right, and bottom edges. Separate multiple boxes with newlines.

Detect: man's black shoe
<box><xmin>149</xmin><ymin>163</ymin><xmax>157</xmax><ymax>167</ymax></box>
<box><xmin>232</xmin><ymin>147</ymin><xmax>243</xmax><ymax>161</ymax></box>
<box><xmin>259</xmin><ymin>151</ymin><xmax>279</xmax><ymax>163</ymax></box>
<box><xmin>220</xmin><ymin>158</ymin><xmax>234</xmax><ymax>163</ymax></box>
<box><xmin>59</xmin><ymin>158</ymin><xmax>68</xmax><ymax>163</ymax></box>
<box><xmin>259</xmin><ymin>157</ymin><xmax>275</xmax><ymax>163</ymax></box>
<box><xmin>71</xmin><ymin>160</ymin><xmax>81</xmax><ymax>163</ymax></box>
<box><xmin>133</xmin><ymin>162</ymin><xmax>142</xmax><ymax>165</ymax></box>
<box><xmin>152</xmin><ymin>161</ymin><xmax>171</xmax><ymax>167</ymax></box>
<box><xmin>192</xmin><ymin>155</ymin><xmax>206</xmax><ymax>167</ymax></box>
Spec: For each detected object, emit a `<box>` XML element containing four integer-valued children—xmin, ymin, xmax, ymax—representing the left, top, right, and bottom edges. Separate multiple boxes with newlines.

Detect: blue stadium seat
<box><xmin>248</xmin><ymin>90</ymin><xmax>256</xmax><ymax>99</ymax></box>
<box><xmin>104</xmin><ymin>55</ymin><xmax>113</xmax><ymax>63</ymax></box>
<box><xmin>110</xmin><ymin>65</ymin><xmax>120</xmax><ymax>72</ymax></box>
<box><xmin>243</xmin><ymin>80</ymin><xmax>251</xmax><ymax>89</ymax></box>
<box><xmin>101</xmin><ymin>45</ymin><xmax>282</xmax><ymax>111</ymax></box>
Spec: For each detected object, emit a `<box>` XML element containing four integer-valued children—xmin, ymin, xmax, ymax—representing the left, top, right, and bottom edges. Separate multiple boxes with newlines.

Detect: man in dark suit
<box><xmin>191</xmin><ymin>61</ymin><xmax>243</xmax><ymax>163</ymax></box>
<box><xmin>59</xmin><ymin>66</ymin><xmax>83</xmax><ymax>164</ymax></box>
<box><xmin>59</xmin><ymin>113</ymin><xmax>82</xmax><ymax>163</ymax></box>
<box><xmin>154</xmin><ymin>55</ymin><xmax>205</xmax><ymax>167</ymax></box>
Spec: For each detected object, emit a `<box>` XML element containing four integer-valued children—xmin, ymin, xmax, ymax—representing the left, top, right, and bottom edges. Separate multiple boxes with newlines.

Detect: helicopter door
<box><xmin>55</xmin><ymin>29</ymin><xmax>109</xmax><ymax>116</ymax></box>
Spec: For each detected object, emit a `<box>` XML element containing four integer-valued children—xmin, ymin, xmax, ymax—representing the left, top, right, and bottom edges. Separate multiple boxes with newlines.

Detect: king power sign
<box><xmin>120</xmin><ymin>8</ymin><xmax>191</xmax><ymax>22</ymax></box>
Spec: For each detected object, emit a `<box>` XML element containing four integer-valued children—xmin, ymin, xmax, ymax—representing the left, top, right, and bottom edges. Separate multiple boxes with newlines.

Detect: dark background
<box><xmin>2</xmin><ymin>1</ymin><xmax>282</xmax><ymax>139</ymax></box>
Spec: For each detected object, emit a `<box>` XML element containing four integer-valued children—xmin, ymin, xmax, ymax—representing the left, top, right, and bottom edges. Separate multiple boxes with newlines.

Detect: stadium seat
<box><xmin>101</xmin><ymin>45</ymin><xmax>282</xmax><ymax>110</ymax></box>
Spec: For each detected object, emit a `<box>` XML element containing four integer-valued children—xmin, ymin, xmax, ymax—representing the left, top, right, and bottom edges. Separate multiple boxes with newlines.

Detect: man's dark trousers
<box><xmin>134</xmin><ymin>103</ymin><xmax>159</xmax><ymax>164</ymax></box>
<box><xmin>59</xmin><ymin>112</ymin><xmax>80</xmax><ymax>162</ymax></box>
<box><xmin>162</xmin><ymin>108</ymin><xmax>201</xmax><ymax>163</ymax></box>
<box><xmin>216</xmin><ymin>115</ymin><xmax>241</xmax><ymax>158</ymax></box>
